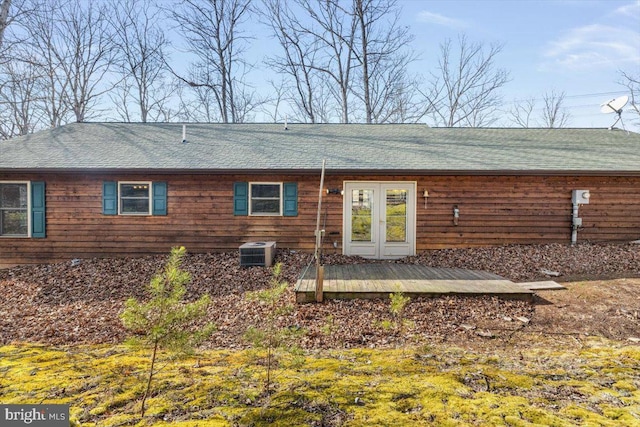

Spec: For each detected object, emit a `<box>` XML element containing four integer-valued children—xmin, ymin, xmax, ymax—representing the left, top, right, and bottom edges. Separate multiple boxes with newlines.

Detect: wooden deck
<box><xmin>295</xmin><ymin>264</ymin><xmax>534</xmax><ymax>303</ymax></box>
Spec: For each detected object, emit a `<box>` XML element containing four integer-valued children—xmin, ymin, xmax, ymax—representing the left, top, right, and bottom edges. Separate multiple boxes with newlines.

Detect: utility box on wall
<box><xmin>239</xmin><ymin>241</ymin><xmax>277</xmax><ymax>267</ymax></box>
<box><xmin>572</xmin><ymin>189</ymin><xmax>590</xmax><ymax>205</ymax></box>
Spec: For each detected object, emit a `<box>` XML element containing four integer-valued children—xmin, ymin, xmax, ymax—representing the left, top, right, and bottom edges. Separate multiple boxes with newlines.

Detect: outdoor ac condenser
<box><xmin>239</xmin><ymin>241</ymin><xmax>277</xmax><ymax>267</ymax></box>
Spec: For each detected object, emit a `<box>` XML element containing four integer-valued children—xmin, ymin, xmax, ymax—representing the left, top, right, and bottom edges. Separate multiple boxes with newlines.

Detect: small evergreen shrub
<box><xmin>120</xmin><ymin>246</ymin><xmax>215</xmax><ymax>418</ymax></box>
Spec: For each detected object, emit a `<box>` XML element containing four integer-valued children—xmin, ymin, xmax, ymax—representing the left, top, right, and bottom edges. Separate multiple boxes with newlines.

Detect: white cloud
<box><xmin>416</xmin><ymin>10</ymin><xmax>467</xmax><ymax>29</ymax></box>
<box><xmin>612</xmin><ymin>2</ymin><xmax>640</xmax><ymax>21</ymax></box>
<box><xmin>541</xmin><ymin>24</ymin><xmax>640</xmax><ymax>71</ymax></box>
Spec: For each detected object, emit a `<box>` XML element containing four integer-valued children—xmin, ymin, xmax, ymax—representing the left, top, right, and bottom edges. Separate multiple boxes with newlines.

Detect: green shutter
<box><xmin>103</xmin><ymin>181</ymin><xmax>117</xmax><ymax>215</ymax></box>
<box><xmin>283</xmin><ymin>182</ymin><xmax>298</xmax><ymax>217</ymax></box>
<box><xmin>152</xmin><ymin>182</ymin><xmax>167</xmax><ymax>215</ymax></box>
<box><xmin>233</xmin><ymin>182</ymin><xmax>248</xmax><ymax>216</ymax></box>
<box><xmin>31</xmin><ymin>181</ymin><xmax>46</xmax><ymax>238</ymax></box>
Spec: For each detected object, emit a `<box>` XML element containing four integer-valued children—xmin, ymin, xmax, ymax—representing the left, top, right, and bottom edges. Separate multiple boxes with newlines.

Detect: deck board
<box><xmin>295</xmin><ymin>263</ymin><xmax>533</xmax><ymax>303</ymax></box>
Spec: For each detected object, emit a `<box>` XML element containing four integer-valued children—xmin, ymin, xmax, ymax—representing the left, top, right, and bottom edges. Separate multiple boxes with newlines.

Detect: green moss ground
<box><xmin>0</xmin><ymin>339</ymin><xmax>638</xmax><ymax>426</ymax></box>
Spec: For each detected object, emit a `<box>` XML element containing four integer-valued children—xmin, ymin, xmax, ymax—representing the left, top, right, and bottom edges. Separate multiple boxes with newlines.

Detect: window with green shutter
<box><xmin>102</xmin><ymin>181</ymin><xmax>167</xmax><ymax>216</ymax></box>
<box><xmin>119</xmin><ymin>182</ymin><xmax>152</xmax><ymax>215</ymax></box>
<box><xmin>234</xmin><ymin>182</ymin><xmax>298</xmax><ymax>217</ymax></box>
<box><xmin>0</xmin><ymin>182</ymin><xmax>29</xmax><ymax>237</ymax></box>
<box><xmin>0</xmin><ymin>181</ymin><xmax>46</xmax><ymax>238</ymax></box>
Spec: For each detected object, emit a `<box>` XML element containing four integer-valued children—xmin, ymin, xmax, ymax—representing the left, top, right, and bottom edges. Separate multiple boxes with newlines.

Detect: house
<box><xmin>1</xmin><ymin>123</ymin><xmax>639</xmax><ymax>268</ymax></box>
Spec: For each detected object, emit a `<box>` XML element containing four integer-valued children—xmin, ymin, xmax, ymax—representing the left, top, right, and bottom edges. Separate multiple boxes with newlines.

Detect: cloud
<box><xmin>612</xmin><ymin>2</ymin><xmax>640</xmax><ymax>21</ymax></box>
<box><xmin>541</xmin><ymin>24</ymin><xmax>640</xmax><ymax>70</ymax></box>
<box><xmin>416</xmin><ymin>10</ymin><xmax>467</xmax><ymax>29</ymax></box>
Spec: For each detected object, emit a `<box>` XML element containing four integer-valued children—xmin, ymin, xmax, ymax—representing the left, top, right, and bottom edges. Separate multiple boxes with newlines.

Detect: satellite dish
<box><xmin>600</xmin><ymin>95</ymin><xmax>628</xmax><ymax>114</ymax></box>
<box><xmin>600</xmin><ymin>95</ymin><xmax>629</xmax><ymax>130</ymax></box>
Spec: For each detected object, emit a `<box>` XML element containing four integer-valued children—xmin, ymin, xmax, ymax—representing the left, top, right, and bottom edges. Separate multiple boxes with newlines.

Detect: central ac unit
<box><xmin>239</xmin><ymin>241</ymin><xmax>276</xmax><ymax>267</ymax></box>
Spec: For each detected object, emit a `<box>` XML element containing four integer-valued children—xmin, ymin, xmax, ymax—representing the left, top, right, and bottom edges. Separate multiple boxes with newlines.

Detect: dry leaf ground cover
<box><xmin>0</xmin><ymin>242</ymin><xmax>639</xmax><ymax>426</ymax></box>
<box><xmin>1</xmin><ymin>242</ymin><xmax>639</xmax><ymax>348</ymax></box>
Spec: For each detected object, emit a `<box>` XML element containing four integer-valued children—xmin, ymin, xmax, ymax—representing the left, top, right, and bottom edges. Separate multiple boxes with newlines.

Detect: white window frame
<box><xmin>0</xmin><ymin>181</ymin><xmax>31</xmax><ymax>238</ymax></box>
<box><xmin>118</xmin><ymin>181</ymin><xmax>152</xmax><ymax>216</ymax></box>
<box><xmin>249</xmin><ymin>182</ymin><xmax>283</xmax><ymax>216</ymax></box>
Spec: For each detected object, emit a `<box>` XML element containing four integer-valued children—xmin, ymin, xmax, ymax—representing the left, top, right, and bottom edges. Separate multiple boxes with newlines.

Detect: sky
<box><xmin>241</xmin><ymin>0</ymin><xmax>640</xmax><ymax>129</ymax></box>
<box><xmin>396</xmin><ymin>0</ymin><xmax>640</xmax><ymax>129</ymax></box>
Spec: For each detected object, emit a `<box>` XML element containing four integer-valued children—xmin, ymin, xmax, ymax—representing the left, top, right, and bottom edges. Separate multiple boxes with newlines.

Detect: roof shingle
<box><xmin>1</xmin><ymin>123</ymin><xmax>639</xmax><ymax>173</ymax></box>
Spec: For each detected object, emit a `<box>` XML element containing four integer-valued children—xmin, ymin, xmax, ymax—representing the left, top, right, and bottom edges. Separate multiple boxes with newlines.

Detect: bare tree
<box><xmin>0</xmin><ymin>59</ymin><xmax>43</xmax><ymax>139</ymax></box>
<box><xmin>189</xmin><ymin>84</ymin><xmax>223</xmax><ymax>123</ymax></box>
<box><xmin>352</xmin><ymin>0</ymin><xmax>419</xmax><ymax>123</ymax></box>
<box><xmin>21</xmin><ymin>0</ymin><xmax>117</xmax><ymax>125</ymax></box>
<box><xmin>541</xmin><ymin>90</ymin><xmax>570</xmax><ymax>128</ymax></box>
<box><xmin>353</xmin><ymin>0</ymin><xmax>371</xmax><ymax>123</ymax></box>
<box><xmin>261</xmin><ymin>79</ymin><xmax>286</xmax><ymax>123</ymax></box>
<box><xmin>19</xmin><ymin>0</ymin><xmax>68</xmax><ymax>127</ymax></box>
<box><xmin>423</xmin><ymin>35</ymin><xmax>509</xmax><ymax>127</ymax></box>
<box><xmin>510</xmin><ymin>91</ymin><xmax>571</xmax><ymax>128</ymax></box>
<box><xmin>0</xmin><ymin>0</ymin><xmax>34</xmax><ymax>64</ymax></box>
<box><xmin>509</xmin><ymin>97</ymin><xmax>536</xmax><ymax>128</ymax></box>
<box><xmin>0</xmin><ymin>0</ymin><xmax>10</xmax><ymax>51</ymax></box>
<box><xmin>304</xmin><ymin>0</ymin><xmax>357</xmax><ymax>123</ymax></box>
<box><xmin>264</xmin><ymin>0</ymin><xmax>419</xmax><ymax>124</ymax></box>
<box><xmin>169</xmin><ymin>0</ymin><xmax>254</xmax><ymax>123</ymax></box>
<box><xmin>1</xmin><ymin>0</ymin><xmax>34</xmax><ymax>65</ymax></box>
<box><xmin>619</xmin><ymin>71</ymin><xmax>640</xmax><ymax>126</ymax></box>
<box><xmin>110</xmin><ymin>0</ymin><xmax>172</xmax><ymax>122</ymax></box>
<box><xmin>159</xmin><ymin>82</ymin><xmax>194</xmax><ymax>122</ymax></box>
<box><xmin>262</xmin><ymin>0</ymin><xmax>357</xmax><ymax>123</ymax></box>
<box><xmin>262</xmin><ymin>0</ymin><xmax>326</xmax><ymax>123</ymax></box>
<box><xmin>108</xmin><ymin>77</ymin><xmax>135</xmax><ymax>123</ymax></box>
<box><xmin>372</xmin><ymin>73</ymin><xmax>424</xmax><ymax>123</ymax></box>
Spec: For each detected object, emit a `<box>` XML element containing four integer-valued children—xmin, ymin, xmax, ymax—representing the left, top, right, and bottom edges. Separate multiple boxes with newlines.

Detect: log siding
<box><xmin>1</xmin><ymin>172</ymin><xmax>639</xmax><ymax>267</ymax></box>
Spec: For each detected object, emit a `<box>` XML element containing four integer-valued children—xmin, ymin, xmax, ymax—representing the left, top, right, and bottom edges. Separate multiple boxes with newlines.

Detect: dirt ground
<box><xmin>531</xmin><ymin>278</ymin><xmax>640</xmax><ymax>343</ymax></box>
<box><xmin>0</xmin><ymin>242</ymin><xmax>639</xmax><ymax>349</ymax></box>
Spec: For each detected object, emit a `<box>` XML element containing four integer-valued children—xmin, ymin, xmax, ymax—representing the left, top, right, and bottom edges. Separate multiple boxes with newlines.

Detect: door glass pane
<box><xmin>386</xmin><ymin>189</ymin><xmax>406</xmax><ymax>242</ymax></box>
<box><xmin>351</xmin><ymin>189</ymin><xmax>373</xmax><ymax>242</ymax></box>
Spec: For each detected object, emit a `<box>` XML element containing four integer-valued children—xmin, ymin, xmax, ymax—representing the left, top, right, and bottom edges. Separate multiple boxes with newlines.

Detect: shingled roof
<box><xmin>1</xmin><ymin>123</ymin><xmax>639</xmax><ymax>174</ymax></box>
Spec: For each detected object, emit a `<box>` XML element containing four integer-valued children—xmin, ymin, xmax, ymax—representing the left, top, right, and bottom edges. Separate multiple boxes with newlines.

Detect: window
<box><xmin>102</xmin><ymin>181</ymin><xmax>166</xmax><ymax>216</ymax></box>
<box><xmin>0</xmin><ymin>182</ymin><xmax>29</xmax><ymax>236</ymax></box>
<box><xmin>234</xmin><ymin>182</ymin><xmax>297</xmax><ymax>217</ymax></box>
<box><xmin>250</xmin><ymin>183</ymin><xmax>282</xmax><ymax>215</ymax></box>
<box><xmin>119</xmin><ymin>182</ymin><xmax>151</xmax><ymax>215</ymax></box>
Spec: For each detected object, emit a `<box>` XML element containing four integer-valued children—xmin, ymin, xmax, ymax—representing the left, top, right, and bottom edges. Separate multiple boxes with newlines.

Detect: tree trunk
<box><xmin>140</xmin><ymin>339</ymin><xmax>159</xmax><ymax>418</ymax></box>
<box><xmin>0</xmin><ymin>0</ymin><xmax>10</xmax><ymax>51</ymax></box>
<box><xmin>355</xmin><ymin>0</ymin><xmax>372</xmax><ymax>124</ymax></box>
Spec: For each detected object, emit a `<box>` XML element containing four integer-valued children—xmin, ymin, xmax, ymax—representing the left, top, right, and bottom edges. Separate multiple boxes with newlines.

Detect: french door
<box><xmin>343</xmin><ymin>182</ymin><xmax>415</xmax><ymax>259</ymax></box>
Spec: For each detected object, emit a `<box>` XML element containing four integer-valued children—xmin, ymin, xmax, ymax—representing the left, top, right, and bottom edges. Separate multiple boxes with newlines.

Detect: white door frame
<box><xmin>342</xmin><ymin>181</ymin><xmax>416</xmax><ymax>259</ymax></box>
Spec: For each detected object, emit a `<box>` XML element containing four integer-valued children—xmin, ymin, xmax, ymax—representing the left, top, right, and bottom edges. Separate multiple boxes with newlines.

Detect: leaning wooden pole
<box><xmin>314</xmin><ymin>159</ymin><xmax>326</xmax><ymax>302</ymax></box>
